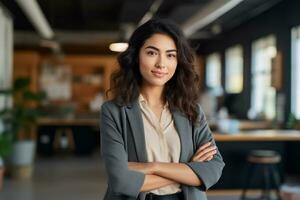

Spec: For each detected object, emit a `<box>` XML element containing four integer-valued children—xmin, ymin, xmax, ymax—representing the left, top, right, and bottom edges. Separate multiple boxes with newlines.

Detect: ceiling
<box><xmin>0</xmin><ymin>0</ymin><xmax>283</xmax><ymax>54</ymax></box>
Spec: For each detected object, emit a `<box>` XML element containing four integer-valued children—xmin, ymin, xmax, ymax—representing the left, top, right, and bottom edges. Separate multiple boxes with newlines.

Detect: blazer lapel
<box><xmin>125</xmin><ymin>100</ymin><xmax>148</xmax><ymax>162</ymax></box>
<box><xmin>172</xmin><ymin>109</ymin><xmax>193</xmax><ymax>162</ymax></box>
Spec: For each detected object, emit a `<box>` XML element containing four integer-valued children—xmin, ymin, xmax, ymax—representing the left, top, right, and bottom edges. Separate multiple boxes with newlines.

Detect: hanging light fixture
<box><xmin>109</xmin><ymin>26</ymin><xmax>128</xmax><ymax>52</ymax></box>
<box><xmin>109</xmin><ymin>42</ymin><xmax>128</xmax><ymax>52</ymax></box>
<box><xmin>109</xmin><ymin>24</ymin><xmax>135</xmax><ymax>53</ymax></box>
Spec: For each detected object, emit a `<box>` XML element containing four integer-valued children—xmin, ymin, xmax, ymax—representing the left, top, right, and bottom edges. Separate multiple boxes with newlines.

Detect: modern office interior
<box><xmin>0</xmin><ymin>0</ymin><xmax>300</xmax><ymax>199</ymax></box>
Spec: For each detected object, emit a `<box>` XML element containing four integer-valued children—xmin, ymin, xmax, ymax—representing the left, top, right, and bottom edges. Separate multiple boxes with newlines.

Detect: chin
<box><xmin>147</xmin><ymin>79</ymin><xmax>168</xmax><ymax>87</ymax></box>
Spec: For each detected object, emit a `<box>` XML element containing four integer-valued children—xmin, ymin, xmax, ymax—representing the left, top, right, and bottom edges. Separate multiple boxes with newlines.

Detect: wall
<box><xmin>197</xmin><ymin>0</ymin><xmax>300</xmax><ymax>120</ymax></box>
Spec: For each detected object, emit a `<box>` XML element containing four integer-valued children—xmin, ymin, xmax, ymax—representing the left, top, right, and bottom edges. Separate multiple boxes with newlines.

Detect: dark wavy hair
<box><xmin>108</xmin><ymin>18</ymin><xmax>200</xmax><ymax>123</ymax></box>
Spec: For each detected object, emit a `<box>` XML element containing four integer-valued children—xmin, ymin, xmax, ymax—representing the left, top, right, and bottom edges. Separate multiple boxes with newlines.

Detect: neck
<box><xmin>140</xmin><ymin>85</ymin><xmax>165</xmax><ymax>107</ymax></box>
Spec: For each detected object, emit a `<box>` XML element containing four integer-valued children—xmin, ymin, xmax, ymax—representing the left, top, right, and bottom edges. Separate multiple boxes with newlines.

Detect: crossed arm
<box><xmin>101</xmin><ymin>103</ymin><xmax>225</xmax><ymax>197</ymax></box>
<box><xmin>128</xmin><ymin>142</ymin><xmax>217</xmax><ymax>192</ymax></box>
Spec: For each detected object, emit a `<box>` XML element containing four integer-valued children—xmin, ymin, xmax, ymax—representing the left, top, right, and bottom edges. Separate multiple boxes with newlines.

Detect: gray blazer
<box><xmin>100</xmin><ymin>99</ymin><xmax>225</xmax><ymax>200</ymax></box>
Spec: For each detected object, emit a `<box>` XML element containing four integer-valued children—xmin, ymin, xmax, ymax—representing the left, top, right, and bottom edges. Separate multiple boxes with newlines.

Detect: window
<box><xmin>205</xmin><ymin>53</ymin><xmax>222</xmax><ymax>95</ymax></box>
<box><xmin>0</xmin><ymin>6</ymin><xmax>13</xmax><ymax>111</ymax></box>
<box><xmin>225</xmin><ymin>45</ymin><xmax>243</xmax><ymax>93</ymax></box>
<box><xmin>249</xmin><ymin>35</ymin><xmax>276</xmax><ymax>120</ymax></box>
<box><xmin>291</xmin><ymin>26</ymin><xmax>300</xmax><ymax>119</ymax></box>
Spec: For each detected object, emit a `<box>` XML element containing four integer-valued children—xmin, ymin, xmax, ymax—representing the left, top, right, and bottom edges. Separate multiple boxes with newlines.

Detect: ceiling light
<box><xmin>138</xmin><ymin>0</ymin><xmax>163</xmax><ymax>26</ymax></box>
<box><xmin>109</xmin><ymin>42</ymin><xmax>128</xmax><ymax>52</ymax></box>
<box><xmin>16</xmin><ymin>0</ymin><xmax>54</xmax><ymax>39</ymax></box>
<box><xmin>182</xmin><ymin>0</ymin><xmax>245</xmax><ymax>37</ymax></box>
<box><xmin>109</xmin><ymin>24</ymin><xmax>132</xmax><ymax>52</ymax></box>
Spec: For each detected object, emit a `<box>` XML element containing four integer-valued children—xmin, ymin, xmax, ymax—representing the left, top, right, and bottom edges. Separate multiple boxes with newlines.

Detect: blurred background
<box><xmin>0</xmin><ymin>0</ymin><xmax>300</xmax><ymax>199</ymax></box>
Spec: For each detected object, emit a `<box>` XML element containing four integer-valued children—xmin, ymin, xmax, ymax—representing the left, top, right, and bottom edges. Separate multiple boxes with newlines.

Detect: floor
<box><xmin>0</xmin><ymin>151</ymin><xmax>250</xmax><ymax>200</ymax></box>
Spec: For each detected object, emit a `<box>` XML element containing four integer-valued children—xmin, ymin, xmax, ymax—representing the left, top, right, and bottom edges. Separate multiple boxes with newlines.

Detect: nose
<box><xmin>155</xmin><ymin>55</ymin><xmax>166</xmax><ymax>69</ymax></box>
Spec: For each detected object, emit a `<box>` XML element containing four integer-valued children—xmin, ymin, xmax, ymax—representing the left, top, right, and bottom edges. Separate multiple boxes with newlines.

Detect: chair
<box><xmin>240</xmin><ymin>150</ymin><xmax>282</xmax><ymax>200</ymax></box>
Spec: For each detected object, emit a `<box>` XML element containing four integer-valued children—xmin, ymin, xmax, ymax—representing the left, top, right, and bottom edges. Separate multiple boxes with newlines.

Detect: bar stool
<box><xmin>240</xmin><ymin>150</ymin><xmax>282</xmax><ymax>200</ymax></box>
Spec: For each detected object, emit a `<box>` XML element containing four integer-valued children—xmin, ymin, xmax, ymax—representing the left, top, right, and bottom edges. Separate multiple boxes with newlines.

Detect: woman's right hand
<box><xmin>191</xmin><ymin>142</ymin><xmax>217</xmax><ymax>162</ymax></box>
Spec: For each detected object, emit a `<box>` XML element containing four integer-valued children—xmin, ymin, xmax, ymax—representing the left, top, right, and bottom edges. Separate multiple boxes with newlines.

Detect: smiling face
<box><xmin>138</xmin><ymin>33</ymin><xmax>178</xmax><ymax>89</ymax></box>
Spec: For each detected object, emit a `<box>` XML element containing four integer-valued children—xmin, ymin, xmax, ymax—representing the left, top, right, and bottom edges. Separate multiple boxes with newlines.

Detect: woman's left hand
<box><xmin>128</xmin><ymin>162</ymin><xmax>155</xmax><ymax>174</ymax></box>
<box><xmin>191</xmin><ymin>142</ymin><xmax>217</xmax><ymax>162</ymax></box>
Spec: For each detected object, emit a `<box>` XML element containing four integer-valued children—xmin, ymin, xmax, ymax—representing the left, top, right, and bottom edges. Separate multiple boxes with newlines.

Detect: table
<box><xmin>213</xmin><ymin>130</ymin><xmax>300</xmax><ymax>142</ymax></box>
<box><xmin>212</xmin><ymin>129</ymin><xmax>300</xmax><ymax>189</ymax></box>
<box><xmin>37</xmin><ymin>117</ymin><xmax>99</xmax><ymax>126</ymax></box>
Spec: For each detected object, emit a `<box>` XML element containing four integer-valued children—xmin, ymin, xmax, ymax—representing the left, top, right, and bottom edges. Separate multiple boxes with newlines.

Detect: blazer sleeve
<box><xmin>100</xmin><ymin>102</ymin><xmax>145</xmax><ymax>197</ymax></box>
<box><xmin>185</xmin><ymin>105</ymin><xmax>225</xmax><ymax>191</ymax></box>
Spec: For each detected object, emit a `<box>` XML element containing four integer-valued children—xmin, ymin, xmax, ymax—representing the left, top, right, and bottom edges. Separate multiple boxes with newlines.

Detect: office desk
<box><xmin>209</xmin><ymin>120</ymin><xmax>273</xmax><ymax>130</ymax></box>
<box><xmin>214</xmin><ymin>130</ymin><xmax>300</xmax><ymax>142</ymax></box>
<box><xmin>37</xmin><ymin>117</ymin><xmax>99</xmax><ymax>155</ymax></box>
<box><xmin>212</xmin><ymin>129</ymin><xmax>300</xmax><ymax>189</ymax></box>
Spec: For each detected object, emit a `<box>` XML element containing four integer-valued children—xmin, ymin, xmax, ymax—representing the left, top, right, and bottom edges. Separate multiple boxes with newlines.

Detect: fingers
<box><xmin>196</xmin><ymin>145</ymin><xmax>217</xmax><ymax>158</ymax></box>
<box><xmin>199</xmin><ymin>151</ymin><xmax>216</xmax><ymax>162</ymax></box>
<box><xmin>206</xmin><ymin>155</ymin><xmax>214</xmax><ymax>161</ymax></box>
<box><xmin>192</xmin><ymin>147</ymin><xmax>217</xmax><ymax>162</ymax></box>
<box><xmin>192</xmin><ymin>150</ymin><xmax>216</xmax><ymax>162</ymax></box>
<box><xmin>192</xmin><ymin>142</ymin><xmax>216</xmax><ymax>162</ymax></box>
<box><xmin>195</xmin><ymin>142</ymin><xmax>212</xmax><ymax>154</ymax></box>
<box><xmin>198</xmin><ymin>155</ymin><xmax>214</xmax><ymax>162</ymax></box>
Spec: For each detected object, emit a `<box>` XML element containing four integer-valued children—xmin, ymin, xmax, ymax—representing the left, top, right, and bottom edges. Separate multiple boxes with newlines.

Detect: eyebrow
<box><xmin>145</xmin><ymin>45</ymin><xmax>177</xmax><ymax>53</ymax></box>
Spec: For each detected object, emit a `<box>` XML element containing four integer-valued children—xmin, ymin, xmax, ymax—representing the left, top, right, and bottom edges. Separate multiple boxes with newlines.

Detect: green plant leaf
<box><xmin>1</xmin><ymin>77</ymin><xmax>44</xmax><ymax>140</ymax></box>
<box><xmin>0</xmin><ymin>108</ymin><xmax>11</xmax><ymax>116</ymax></box>
<box><xmin>0</xmin><ymin>132</ymin><xmax>13</xmax><ymax>157</ymax></box>
<box><xmin>23</xmin><ymin>90</ymin><xmax>46</xmax><ymax>101</ymax></box>
<box><xmin>0</xmin><ymin>89</ymin><xmax>13</xmax><ymax>95</ymax></box>
<box><xmin>13</xmin><ymin>78</ymin><xmax>30</xmax><ymax>92</ymax></box>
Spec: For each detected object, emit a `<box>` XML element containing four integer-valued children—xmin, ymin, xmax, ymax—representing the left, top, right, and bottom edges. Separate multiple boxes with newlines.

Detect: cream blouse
<box><xmin>139</xmin><ymin>94</ymin><xmax>181</xmax><ymax>195</ymax></box>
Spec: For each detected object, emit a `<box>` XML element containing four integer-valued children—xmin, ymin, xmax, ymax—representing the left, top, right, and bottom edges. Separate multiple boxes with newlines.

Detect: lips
<box><xmin>151</xmin><ymin>70</ymin><xmax>167</xmax><ymax>78</ymax></box>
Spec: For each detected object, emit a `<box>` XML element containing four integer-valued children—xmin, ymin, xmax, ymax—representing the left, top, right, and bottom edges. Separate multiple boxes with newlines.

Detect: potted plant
<box><xmin>0</xmin><ymin>123</ymin><xmax>13</xmax><ymax>190</ymax></box>
<box><xmin>0</xmin><ymin>77</ymin><xmax>45</xmax><ymax>179</ymax></box>
<box><xmin>0</xmin><ymin>89</ymin><xmax>13</xmax><ymax>189</ymax></box>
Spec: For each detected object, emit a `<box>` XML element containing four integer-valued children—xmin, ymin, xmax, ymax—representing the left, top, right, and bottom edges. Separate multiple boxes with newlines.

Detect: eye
<box><xmin>146</xmin><ymin>50</ymin><xmax>157</xmax><ymax>56</ymax></box>
<box><xmin>167</xmin><ymin>53</ymin><xmax>177</xmax><ymax>59</ymax></box>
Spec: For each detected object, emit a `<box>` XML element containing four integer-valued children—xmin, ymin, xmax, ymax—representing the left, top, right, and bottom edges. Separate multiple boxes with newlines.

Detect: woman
<box><xmin>100</xmin><ymin>18</ymin><xmax>224</xmax><ymax>200</ymax></box>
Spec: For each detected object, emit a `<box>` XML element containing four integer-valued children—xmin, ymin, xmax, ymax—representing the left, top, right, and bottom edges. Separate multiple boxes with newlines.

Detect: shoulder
<box><xmin>101</xmin><ymin>100</ymin><xmax>119</xmax><ymax>110</ymax></box>
<box><xmin>101</xmin><ymin>100</ymin><xmax>123</xmax><ymax>116</ymax></box>
<box><xmin>101</xmin><ymin>97</ymin><xmax>136</xmax><ymax>110</ymax></box>
<box><xmin>101</xmin><ymin>99</ymin><xmax>134</xmax><ymax>117</ymax></box>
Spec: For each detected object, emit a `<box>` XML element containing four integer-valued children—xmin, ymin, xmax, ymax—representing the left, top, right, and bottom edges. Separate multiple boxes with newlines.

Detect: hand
<box><xmin>191</xmin><ymin>142</ymin><xmax>217</xmax><ymax>162</ymax></box>
<box><xmin>128</xmin><ymin>162</ymin><xmax>155</xmax><ymax>174</ymax></box>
